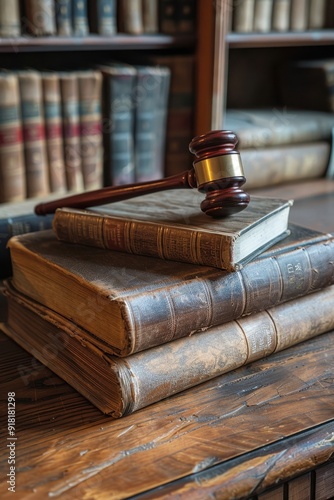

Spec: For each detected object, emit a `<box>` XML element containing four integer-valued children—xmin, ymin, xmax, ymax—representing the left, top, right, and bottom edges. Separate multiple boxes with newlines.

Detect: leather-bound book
<box><xmin>0</xmin><ymin>0</ymin><xmax>21</xmax><ymax>37</ymax></box>
<box><xmin>18</xmin><ymin>70</ymin><xmax>50</xmax><ymax>198</ymax></box>
<box><xmin>55</xmin><ymin>0</ymin><xmax>72</xmax><ymax>35</ymax></box>
<box><xmin>0</xmin><ymin>72</ymin><xmax>26</xmax><ymax>203</ymax></box>
<box><xmin>3</xmin><ymin>279</ymin><xmax>334</xmax><ymax>417</ymax></box>
<box><xmin>308</xmin><ymin>0</ymin><xmax>326</xmax><ymax>29</ymax></box>
<box><xmin>253</xmin><ymin>0</ymin><xmax>273</xmax><ymax>32</ymax></box>
<box><xmin>290</xmin><ymin>0</ymin><xmax>309</xmax><ymax>31</ymax></box>
<box><xmin>41</xmin><ymin>72</ymin><xmax>67</xmax><ymax>194</ymax></box>
<box><xmin>24</xmin><ymin>0</ymin><xmax>56</xmax><ymax>35</ymax></box>
<box><xmin>233</xmin><ymin>0</ymin><xmax>255</xmax><ymax>32</ymax></box>
<box><xmin>88</xmin><ymin>0</ymin><xmax>117</xmax><ymax>35</ymax></box>
<box><xmin>8</xmin><ymin>221</ymin><xmax>334</xmax><ymax>356</ymax></box>
<box><xmin>142</xmin><ymin>0</ymin><xmax>158</xmax><ymax>33</ymax></box>
<box><xmin>272</xmin><ymin>0</ymin><xmax>290</xmax><ymax>31</ymax></box>
<box><xmin>118</xmin><ymin>0</ymin><xmax>143</xmax><ymax>34</ymax></box>
<box><xmin>72</xmin><ymin>0</ymin><xmax>89</xmax><ymax>35</ymax></box>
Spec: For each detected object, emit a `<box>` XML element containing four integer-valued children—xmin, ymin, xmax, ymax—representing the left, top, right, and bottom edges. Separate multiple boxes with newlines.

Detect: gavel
<box><xmin>34</xmin><ymin>130</ymin><xmax>250</xmax><ymax>218</ymax></box>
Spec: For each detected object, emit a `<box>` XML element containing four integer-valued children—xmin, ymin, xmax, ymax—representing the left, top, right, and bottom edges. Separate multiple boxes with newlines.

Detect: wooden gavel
<box><xmin>35</xmin><ymin>130</ymin><xmax>250</xmax><ymax>218</ymax></box>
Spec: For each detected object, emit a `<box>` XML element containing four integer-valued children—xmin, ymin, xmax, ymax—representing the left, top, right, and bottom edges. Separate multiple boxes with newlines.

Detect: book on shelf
<box><xmin>290</xmin><ymin>0</ymin><xmax>308</xmax><ymax>31</ymax></box>
<box><xmin>308</xmin><ymin>0</ymin><xmax>326</xmax><ymax>29</ymax></box>
<box><xmin>253</xmin><ymin>0</ymin><xmax>273</xmax><ymax>33</ymax></box>
<box><xmin>0</xmin><ymin>0</ymin><xmax>21</xmax><ymax>37</ymax></box>
<box><xmin>59</xmin><ymin>72</ymin><xmax>84</xmax><ymax>192</ymax></box>
<box><xmin>118</xmin><ymin>0</ymin><xmax>143</xmax><ymax>35</ymax></box>
<box><xmin>142</xmin><ymin>0</ymin><xmax>158</xmax><ymax>33</ymax></box>
<box><xmin>55</xmin><ymin>0</ymin><xmax>72</xmax><ymax>36</ymax></box>
<box><xmin>17</xmin><ymin>69</ymin><xmax>50</xmax><ymax>198</ymax></box>
<box><xmin>52</xmin><ymin>190</ymin><xmax>293</xmax><ymax>271</ymax></box>
<box><xmin>11</xmin><ymin>219</ymin><xmax>334</xmax><ymax>356</ymax></box>
<box><xmin>272</xmin><ymin>0</ymin><xmax>290</xmax><ymax>31</ymax></box>
<box><xmin>24</xmin><ymin>0</ymin><xmax>57</xmax><ymax>35</ymax></box>
<box><xmin>3</xmin><ymin>278</ymin><xmax>334</xmax><ymax>417</ymax></box>
<box><xmin>41</xmin><ymin>72</ymin><xmax>67</xmax><ymax>194</ymax></box>
<box><xmin>158</xmin><ymin>0</ymin><xmax>196</xmax><ymax>34</ymax></box>
<box><xmin>72</xmin><ymin>0</ymin><xmax>89</xmax><ymax>36</ymax></box>
<box><xmin>88</xmin><ymin>0</ymin><xmax>117</xmax><ymax>35</ymax></box>
<box><xmin>159</xmin><ymin>0</ymin><xmax>178</xmax><ymax>33</ymax></box>
<box><xmin>232</xmin><ymin>0</ymin><xmax>255</xmax><ymax>33</ymax></box>
<box><xmin>0</xmin><ymin>72</ymin><xmax>26</xmax><ymax>203</ymax></box>
<box><xmin>77</xmin><ymin>70</ymin><xmax>103</xmax><ymax>190</ymax></box>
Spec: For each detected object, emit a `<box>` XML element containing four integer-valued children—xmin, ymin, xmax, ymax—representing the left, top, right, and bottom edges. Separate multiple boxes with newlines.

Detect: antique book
<box><xmin>52</xmin><ymin>190</ymin><xmax>293</xmax><ymax>270</ymax></box>
<box><xmin>77</xmin><ymin>70</ymin><xmax>103</xmax><ymax>190</ymax></box>
<box><xmin>24</xmin><ymin>0</ymin><xmax>56</xmax><ymax>35</ymax></box>
<box><xmin>100</xmin><ymin>62</ymin><xmax>136</xmax><ymax>186</ymax></box>
<box><xmin>72</xmin><ymin>0</ymin><xmax>89</xmax><ymax>35</ymax></box>
<box><xmin>290</xmin><ymin>0</ymin><xmax>309</xmax><ymax>31</ymax></box>
<box><xmin>3</xmin><ymin>279</ymin><xmax>334</xmax><ymax>417</ymax></box>
<box><xmin>0</xmin><ymin>0</ymin><xmax>21</xmax><ymax>36</ymax></box>
<box><xmin>233</xmin><ymin>0</ymin><xmax>255</xmax><ymax>32</ymax></box>
<box><xmin>253</xmin><ymin>0</ymin><xmax>273</xmax><ymax>32</ymax></box>
<box><xmin>41</xmin><ymin>72</ymin><xmax>67</xmax><ymax>194</ymax></box>
<box><xmin>159</xmin><ymin>0</ymin><xmax>178</xmax><ymax>34</ymax></box>
<box><xmin>142</xmin><ymin>0</ymin><xmax>158</xmax><ymax>33</ymax></box>
<box><xmin>225</xmin><ymin>108</ymin><xmax>334</xmax><ymax>149</ymax></box>
<box><xmin>9</xmin><ymin>222</ymin><xmax>334</xmax><ymax>355</ymax></box>
<box><xmin>55</xmin><ymin>0</ymin><xmax>72</xmax><ymax>35</ymax></box>
<box><xmin>118</xmin><ymin>0</ymin><xmax>143</xmax><ymax>34</ymax></box>
<box><xmin>134</xmin><ymin>65</ymin><xmax>170</xmax><ymax>182</ymax></box>
<box><xmin>177</xmin><ymin>0</ymin><xmax>197</xmax><ymax>34</ymax></box>
<box><xmin>308</xmin><ymin>0</ymin><xmax>326</xmax><ymax>29</ymax></box>
<box><xmin>59</xmin><ymin>72</ymin><xmax>84</xmax><ymax>192</ymax></box>
<box><xmin>0</xmin><ymin>72</ymin><xmax>26</xmax><ymax>203</ymax></box>
<box><xmin>272</xmin><ymin>0</ymin><xmax>290</xmax><ymax>31</ymax></box>
<box><xmin>88</xmin><ymin>0</ymin><xmax>117</xmax><ymax>35</ymax></box>
<box><xmin>18</xmin><ymin>70</ymin><xmax>50</xmax><ymax>198</ymax></box>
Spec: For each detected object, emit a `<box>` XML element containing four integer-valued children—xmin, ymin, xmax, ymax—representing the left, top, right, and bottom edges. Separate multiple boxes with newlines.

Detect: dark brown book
<box><xmin>3</xmin><ymin>278</ymin><xmax>334</xmax><ymax>417</ymax></box>
<box><xmin>8</xmin><ymin>222</ymin><xmax>334</xmax><ymax>356</ymax></box>
<box><xmin>0</xmin><ymin>73</ymin><xmax>26</xmax><ymax>203</ymax></box>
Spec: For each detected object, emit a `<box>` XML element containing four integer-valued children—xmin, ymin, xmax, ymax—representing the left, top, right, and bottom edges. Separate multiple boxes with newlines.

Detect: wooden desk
<box><xmin>0</xmin><ymin>180</ymin><xmax>334</xmax><ymax>500</ymax></box>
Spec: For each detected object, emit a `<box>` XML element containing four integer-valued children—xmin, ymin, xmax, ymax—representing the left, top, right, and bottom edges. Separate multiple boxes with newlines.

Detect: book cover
<box><xmin>59</xmin><ymin>72</ymin><xmax>84</xmax><ymax>192</ymax></box>
<box><xmin>24</xmin><ymin>0</ymin><xmax>56</xmax><ymax>35</ymax></box>
<box><xmin>9</xmin><ymin>222</ymin><xmax>334</xmax><ymax>356</ymax></box>
<box><xmin>100</xmin><ymin>62</ymin><xmax>136</xmax><ymax>186</ymax></box>
<box><xmin>52</xmin><ymin>190</ymin><xmax>293</xmax><ymax>271</ymax></box>
<box><xmin>72</xmin><ymin>0</ymin><xmax>89</xmax><ymax>35</ymax></box>
<box><xmin>55</xmin><ymin>0</ymin><xmax>72</xmax><ymax>35</ymax></box>
<box><xmin>0</xmin><ymin>72</ymin><xmax>26</xmax><ymax>203</ymax></box>
<box><xmin>17</xmin><ymin>70</ymin><xmax>50</xmax><ymax>198</ymax></box>
<box><xmin>0</xmin><ymin>0</ymin><xmax>21</xmax><ymax>37</ymax></box>
<box><xmin>41</xmin><ymin>72</ymin><xmax>67</xmax><ymax>194</ymax></box>
<box><xmin>3</xmin><ymin>280</ymin><xmax>334</xmax><ymax>417</ymax></box>
<box><xmin>88</xmin><ymin>0</ymin><xmax>117</xmax><ymax>35</ymax></box>
<box><xmin>77</xmin><ymin>70</ymin><xmax>103</xmax><ymax>190</ymax></box>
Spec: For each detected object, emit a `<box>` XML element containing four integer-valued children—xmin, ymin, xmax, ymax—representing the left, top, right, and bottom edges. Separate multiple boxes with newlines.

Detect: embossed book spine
<box><xmin>0</xmin><ymin>73</ymin><xmax>26</xmax><ymax>203</ymax></box>
<box><xmin>72</xmin><ymin>0</ymin><xmax>89</xmax><ymax>35</ymax></box>
<box><xmin>3</xmin><ymin>282</ymin><xmax>334</xmax><ymax>417</ymax></box>
<box><xmin>7</xmin><ymin>225</ymin><xmax>334</xmax><ymax>356</ymax></box>
<box><xmin>88</xmin><ymin>0</ymin><xmax>117</xmax><ymax>34</ymax></box>
<box><xmin>55</xmin><ymin>0</ymin><xmax>72</xmax><ymax>35</ymax></box>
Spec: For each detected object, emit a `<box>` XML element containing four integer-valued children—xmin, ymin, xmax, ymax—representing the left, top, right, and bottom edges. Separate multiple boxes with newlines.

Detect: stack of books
<box><xmin>2</xmin><ymin>188</ymin><xmax>334</xmax><ymax>418</ymax></box>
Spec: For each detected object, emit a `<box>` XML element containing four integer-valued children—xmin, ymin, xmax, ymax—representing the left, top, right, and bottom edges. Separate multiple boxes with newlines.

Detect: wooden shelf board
<box><xmin>227</xmin><ymin>30</ymin><xmax>334</xmax><ymax>48</ymax></box>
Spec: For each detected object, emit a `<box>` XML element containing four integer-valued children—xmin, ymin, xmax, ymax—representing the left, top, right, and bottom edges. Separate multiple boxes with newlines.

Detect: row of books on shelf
<box><xmin>2</xmin><ymin>183</ymin><xmax>334</xmax><ymax>417</ymax></box>
<box><xmin>0</xmin><ymin>0</ymin><xmax>196</xmax><ymax>38</ymax></box>
<box><xmin>0</xmin><ymin>61</ymin><xmax>175</xmax><ymax>204</ymax></box>
<box><xmin>232</xmin><ymin>0</ymin><xmax>329</xmax><ymax>33</ymax></box>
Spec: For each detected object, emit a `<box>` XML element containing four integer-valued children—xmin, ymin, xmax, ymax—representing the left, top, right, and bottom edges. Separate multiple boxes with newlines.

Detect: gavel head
<box><xmin>189</xmin><ymin>130</ymin><xmax>250</xmax><ymax>217</ymax></box>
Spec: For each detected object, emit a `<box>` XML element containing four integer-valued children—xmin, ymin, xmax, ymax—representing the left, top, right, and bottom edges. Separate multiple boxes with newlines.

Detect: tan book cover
<box><xmin>233</xmin><ymin>0</ymin><xmax>255</xmax><ymax>32</ymax></box>
<box><xmin>253</xmin><ymin>0</ymin><xmax>273</xmax><ymax>32</ymax></box>
<box><xmin>272</xmin><ymin>0</ymin><xmax>290</xmax><ymax>31</ymax></box>
<box><xmin>8</xmin><ymin>223</ymin><xmax>334</xmax><ymax>355</ymax></box>
<box><xmin>118</xmin><ymin>0</ymin><xmax>143</xmax><ymax>34</ymax></box>
<box><xmin>0</xmin><ymin>0</ymin><xmax>21</xmax><ymax>37</ymax></box>
<box><xmin>3</xmin><ymin>280</ymin><xmax>334</xmax><ymax>417</ymax></box>
<box><xmin>290</xmin><ymin>0</ymin><xmax>309</xmax><ymax>31</ymax></box>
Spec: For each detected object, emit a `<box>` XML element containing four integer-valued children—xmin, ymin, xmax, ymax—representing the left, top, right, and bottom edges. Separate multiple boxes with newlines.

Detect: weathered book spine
<box><xmin>308</xmin><ymin>0</ymin><xmax>326</xmax><ymax>29</ymax></box>
<box><xmin>55</xmin><ymin>0</ymin><xmax>72</xmax><ymax>35</ymax></box>
<box><xmin>72</xmin><ymin>0</ymin><xmax>89</xmax><ymax>35</ymax></box>
<box><xmin>77</xmin><ymin>70</ymin><xmax>103</xmax><ymax>190</ymax></box>
<box><xmin>42</xmin><ymin>72</ymin><xmax>67</xmax><ymax>193</ymax></box>
<box><xmin>233</xmin><ymin>0</ymin><xmax>255</xmax><ymax>32</ymax></box>
<box><xmin>142</xmin><ymin>0</ymin><xmax>158</xmax><ymax>33</ymax></box>
<box><xmin>119</xmin><ymin>0</ymin><xmax>143</xmax><ymax>34</ymax></box>
<box><xmin>59</xmin><ymin>72</ymin><xmax>84</xmax><ymax>192</ymax></box>
<box><xmin>272</xmin><ymin>0</ymin><xmax>290</xmax><ymax>31</ymax></box>
<box><xmin>100</xmin><ymin>64</ymin><xmax>136</xmax><ymax>185</ymax></box>
<box><xmin>24</xmin><ymin>0</ymin><xmax>56</xmax><ymax>35</ymax></box>
<box><xmin>0</xmin><ymin>73</ymin><xmax>26</xmax><ymax>203</ymax></box>
<box><xmin>290</xmin><ymin>0</ymin><xmax>309</xmax><ymax>31</ymax></box>
<box><xmin>88</xmin><ymin>0</ymin><xmax>117</xmax><ymax>35</ymax></box>
<box><xmin>0</xmin><ymin>0</ymin><xmax>21</xmax><ymax>37</ymax></box>
<box><xmin>4</xmin><ymin>283</ymin><xmax>334</xmax><ymax>417</ymax></box>
<box><xmin>253</xmin><ymin>0</ymin><xmax>273</xmax><ymax>32</ymax></box>
<box><xmin>18</xmin><ymin>70</ymin><xmax>50</xmax><ymax>198</ymax></box>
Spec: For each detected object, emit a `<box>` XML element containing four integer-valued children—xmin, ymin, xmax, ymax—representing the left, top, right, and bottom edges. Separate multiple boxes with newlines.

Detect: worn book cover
<box><xmin>7</xmin><ymin>223</ymin><xmax>334</xmax><ymax>355</ymax></box>
<box><xmin>3</xmin><ymin>280</ymin><xmax>334</xmax><ymax>417</ymax></box>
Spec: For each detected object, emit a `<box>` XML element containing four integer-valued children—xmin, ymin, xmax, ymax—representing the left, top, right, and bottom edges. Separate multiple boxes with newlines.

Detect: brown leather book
<box><xmin>3</xmin><ymin>279</ymin><xmax>334</xmax><ymax>417</ymax></box>
<box><xmin>7</xmin><ymin>223</ymin><xmax>334</xmax><ymax>356</ymax></box>
<box><xmin>118</xmin><ymin>0</ymin><xmax>143</xmax><ymax>34</ymax></box>
<box><xmin>18</xmin><ymin>70</ymin><xmax>50</xmax><ymax>198</ymax></box>
<box><xmin>24</xmin><ymin>0</ymin><xmax>56</xmax><ymax>35</ymax></box>
<box><xmin>41</xmin><ymin>72</ymin><xmax>67</xmax><ymax>194</ymax></box>
<box><xmin>0</xmin><ymin>73</ymin><xmax>26</xmax><ymax>203</ymax></box>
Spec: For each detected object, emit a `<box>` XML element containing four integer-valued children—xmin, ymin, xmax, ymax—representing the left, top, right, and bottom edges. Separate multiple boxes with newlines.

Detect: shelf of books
<box><xmin>227</xmin><ymin>30</ymin><xmax>334</xmax><ymax>48</ymax></box>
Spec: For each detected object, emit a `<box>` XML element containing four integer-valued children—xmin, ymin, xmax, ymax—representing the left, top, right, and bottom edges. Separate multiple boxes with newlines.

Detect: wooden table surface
<box><xmin>1</xmin><ymin>179</ymin><xmax>334</xmax><ymax>500</ymax></box>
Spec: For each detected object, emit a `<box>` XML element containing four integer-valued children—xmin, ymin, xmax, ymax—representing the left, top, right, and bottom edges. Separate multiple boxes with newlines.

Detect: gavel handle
<box><xmin>35</xmin><ymin>169</ymin><xmax>197</xmax><ymax>215</ymax></box>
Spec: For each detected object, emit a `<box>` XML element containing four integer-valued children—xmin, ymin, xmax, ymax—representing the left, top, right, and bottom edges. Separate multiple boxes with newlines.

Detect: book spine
<box><xmin>253</xmin><ymin>0</ymin><xmax>273</xmax><ymax>32</ymax></box>
<box><xmin>0</xmin><ymin>0</ymin><xmax>21</xmax><ymax>37</ymax></box>
<box><xmin>24</xmin><ymin>0</ymin><xmax>56</xmax><ymax>35</ymax></box>
<box><xmin>177</xmin><ymin>0</ymin><xmax>196</xmax><ymax>33</ymax></box>
<box><xmin>55</xmin><ymin>0</ymin><xmax>72</xmax><ymax>35</ymax></box>
<box><xmin>290</xmin><ymin>0</ymin><xmax>309</xmax><ymax>31</ymax></box>
<box><xmin>124</xmin><ymin>285</ymin><xmax>334</xmax><ymax>414</ymax></box>
<box><xmin>142</xmin><ymin>0</ymin><xmax>158</xmax><ymax>33</ymax></box>
<box><xmin>59</xmin><ymin>73</ymin><xmax>84</xmax><ymax>192</ymax></box>
<box><xmin>41</xmin><ymin>72</ymin><xmax>67</xmax><ymax>193</ymax></box>
<box><xmin>0</xmin><ymin>73</ymin><xmax>26</xmax><ymax>203</ymax></box>
<box><xmin>233</xmin><ymin>0</ymin><xmax>255</xmax><ymax>32</ymax></box>
<box><xmin>119</xmin><ymin>0</ymin><xmax>143</xmax><ymax>34</ymax></box>
<box><xmin>91</xmin><ymin>0</ymin><xmax>117</xmax><ymax>34</ymax></box>
<box><xmin>77</xmin><ymin>70</ymin><xmax>103</xmax><ymax>190</ymax></box>
<box><xmin>158</xmin><ymin>0</ymin><xmax>177</xmax><ymax>34</ymax></box>
<box><xmin>272</xmin><ymin>0</ymin><xmax>291</xmax><ymax>31</ymax></box>
<box><xmin>308</xmin><ymin>0</ymin><xmax>326</xmax><ymax>29</ymax></box>
<box><xmin>72</xmin><ymin>0</ymin><xmax>89</xmax><ymax>35</ymax></box>
<box><xmin>101</xmin><ymin>65</ymin><xmax>136</xmax><ymax>186</ymax></box>
<box><xmin>18</xmin><ymin>70</ymin><xmax>50</xmax><ymax>198</ymax></box>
